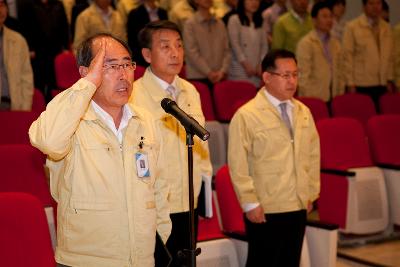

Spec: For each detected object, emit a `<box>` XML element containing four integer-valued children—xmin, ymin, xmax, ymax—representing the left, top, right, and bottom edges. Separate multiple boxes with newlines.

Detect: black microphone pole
<box><xmin>161</xmin><ymin>98</ymin><xmax>207</xmax><ymax>267</ymax></box>
<box><xmin>178</xmin><ymin>128</ymin><xmax>201</xmax><ymax>267</ymax></box>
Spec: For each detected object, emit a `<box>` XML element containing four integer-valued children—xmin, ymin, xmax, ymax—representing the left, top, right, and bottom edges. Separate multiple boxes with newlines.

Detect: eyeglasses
<box><xmin>267</xmin><ymin>71</ymin><xmax>300</xmax><ymax>80</ymax></box>
<box><xmin>103</xmin><ymin>62</ymin><xmax>136</xmax><ymax>74</ymax></box>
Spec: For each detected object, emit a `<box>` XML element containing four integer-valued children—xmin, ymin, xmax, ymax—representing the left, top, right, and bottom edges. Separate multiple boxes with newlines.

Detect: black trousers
<box><xmin>244</xmin><ymin>209</ymin><xmax>307</xmax><ymax>267</ymax></box>
<box><xmin>155</xmin><ymin>209</ymin><xmax>198</xmax><ymax>267</ymax></box>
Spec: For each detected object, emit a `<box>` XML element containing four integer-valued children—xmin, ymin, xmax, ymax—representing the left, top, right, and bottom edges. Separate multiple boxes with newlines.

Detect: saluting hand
<box><xmin>84</xmin><ymin>38</ymin><xmax>107</xmax><ymax>88</ymax></box>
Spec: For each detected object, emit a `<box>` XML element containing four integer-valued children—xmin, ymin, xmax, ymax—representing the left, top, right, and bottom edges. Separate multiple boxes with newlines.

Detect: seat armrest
<box><xmin>321</xmin><ymin>169</ymin><xmax>356</xmax><ymax>177</ymax></box>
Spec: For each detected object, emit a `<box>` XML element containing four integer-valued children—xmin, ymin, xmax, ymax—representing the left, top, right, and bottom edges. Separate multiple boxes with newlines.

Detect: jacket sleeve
<box><xmin>228</xmin><ymin>15</ymin><xmax>247</xmax><ymax>63</ymax></box>
<box><xmin>73</xmin><ymin>13</ymin><xmax>87</xmax><ymax>52</ymax></box>
<box><xmin>19</xmin><ymin>36</ymin><xmax>34</xmax><ymax>111</ymax></box>
<box><xmin>228</xmin><ymin>110</ymin><xmax>259</xmax><ymax>205</ymax></box>
<box><xmin>307</xmin><ymin>115</ymin><xmax>321</xmax><ymax>203</ymax></box>
<box><xmin>296</xmin><ymin>37</ymin><xmax>313</xmax><ymax>97</ymax></box>
<box><xmin>271</xmin><ymin>18</ymin><xmax>285</xmax><ymax>50</ymax></box>
<box><xmin>395</xmin><ymin>25</ymin><xmax>400</xmax><ymax>88</ymax></box>
<box><xmin>183</xmin><ymin>19</ymin><xmax>212</xmax><ymax>76</ymax></box>
<box><xmin>342</xmin><ymin>23</ymin><xmax>355</xmax><ymax>86</ymax></box>
<box><xmin>153</xmin><ymin>121</ymin><xmax>172</xmax><ymax>243</ymax></box>
<box><xmin>29</xmin><ymin>78</ymin><xmax>96</xmax><ymax>161</ymax></box>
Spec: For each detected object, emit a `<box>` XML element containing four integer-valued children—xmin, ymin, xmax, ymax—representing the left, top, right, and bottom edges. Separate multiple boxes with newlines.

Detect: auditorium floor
<box><xmin>337</xmin><ymin>239</ymin><xmax>400</xmax><ymax>267</ymax></box>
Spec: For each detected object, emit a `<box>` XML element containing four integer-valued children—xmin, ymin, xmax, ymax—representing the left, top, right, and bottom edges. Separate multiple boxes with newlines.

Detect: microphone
<box><xmin>161</xmin><ymin>98</ymin><xmax>210</xmax><ymax>141</ymax></box>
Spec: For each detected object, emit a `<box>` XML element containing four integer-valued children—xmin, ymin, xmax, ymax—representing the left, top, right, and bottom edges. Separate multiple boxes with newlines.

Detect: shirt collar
<box><xmin>315</xmin><ymin>29</ymin><xmax>330</xmax><ymax>42</ymax></box>
<box><xmin>148</xmin><ymin>67</ymin><xmax>179</xmax><ymax>93</ymax></box>
<box><xmin>144</xmin><ymin>2</ymin><xmax>158</xmax><ymax>13</ymax></box>
<box><xmin>195</xmin><ymin>10</ymin><xmax>216</xmax><ymax>23</ymax></box>
<box><xmin>263</xmin><ymin>88</ymin><xmax>294</xmax><ymax>109</ymax></box>
<box><xmin>94</xmin><ymin>3</ymin><xmax>112</xmax><ymax>18</ymax></box>
<box><xmin>91</xmin><ymin>100</ymin><xmax>133</xmax><ymax>132</ymax></box>
<box><xmin>290</xmin><ymin>9</ymin><xmax>305</xmax><ymax>23</ymax></box>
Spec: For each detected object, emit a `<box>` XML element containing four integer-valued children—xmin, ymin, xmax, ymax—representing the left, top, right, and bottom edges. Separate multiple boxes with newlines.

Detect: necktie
<box><xmin>166</xmin><ymin>85</ymin><xmax>177</xmax><ymax>100</ymax></box>
<box><xmin>279</xmin><ymin>102</ymin><xmax>293</xmax><ymax>138</ymax></box>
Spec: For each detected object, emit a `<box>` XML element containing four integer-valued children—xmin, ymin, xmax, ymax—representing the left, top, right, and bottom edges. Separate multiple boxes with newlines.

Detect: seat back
<box><xmin>213</xmin><ymin>81</ymin><xmax>257</xmax><ymax>121</ymax></box>
<box><xmin>198</xmin><ymin>197</ymin><xmax>225</xmax><ymax>242</ymax></box>
<box><xmin>0</xmin><ymin>111</ymin><xmax>39</xmax><ymax>144</ymax></box>
<box><xmin>54</xmin><ymin>51</ymin><xmax>80</xmax><ymax>90</ymax></box>
<box><xmin>317</xmin><ymin>118</ymin><xmax>373</xmax><ymax>170</ymax></box>
<box><xmin>0</xmin><ymin>192</ymin><xmax>55</xmax><ymax>267</ymax></box>
<box><xmin>191</xmin><ymin>81</ymin><xmax>216</xmax><ymax>121</ymax></box>
<box><xmin>379</xmin><ymin>93</ymin><xmax>400</xmax><ymax>114</ymax></box>
<box><xmin>32</xmin><ymin>89</ymin><xmax>46</xmax><ymax>113</ymax></box>
<box><xmin>205</xmin><ymin>121</ymin><xmax>227</xmax><ymax>175</ymax></box>
<box><xmin>0</xmin><ymin>144</ymin><xmax>53</xmax><ymax>207</ymax></box>
<box><xmin>297</xmin><ymin>97</ymin><xmax>329</xmax><ymax>122</ymax></box>
<box><xmin>367</xmin><ymin>114</ymin><xmax>400</xmax><ymax>165</ymax></box>
<box><xmin>214</xmin><ymin>165</ymin><xmax>245</xmax><ymax>235</ymax></box>
<box><xmin>331</xmin><ymin>93</ymin><xmax>376</xmax><ymax>130</ymax></box>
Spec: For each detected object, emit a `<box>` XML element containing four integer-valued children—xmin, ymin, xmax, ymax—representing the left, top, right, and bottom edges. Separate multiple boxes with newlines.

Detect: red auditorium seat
<box><xmin>317</xmin><ymin>118</ymin><xmax>388</xmax><ymax>235</ymax></box>
<box><xmin>54</xmin><ymin>51</ymin><xmax>80</xmax><ymax>90</ymax></box>
<box><xmin>379</xmin><ymin>92</ymin><xmax>400</xmax><ymax>114</ymax></box>
<box><xmin>197</xmin><ymin>195</ymin><xmax>240</xmax><ymax>266</ymax></box>
<box><xmin>197</xmin><ymin>198</ymin><xmax>224</xmax><ymax>242</ymax></box>
<box><xmin>0</xmin><ymin>111</ymin><xmax>39</xmax><ymax>144</ymax></box>
<box><xmin>191</xmin><ymin>81</ymin><xmax>215</xmax><ymax>121</ymax></box>
<box><xmin>367</xmin><ymin>114</ymin><xmax>400</xmax><ymax>226</ymax></box>
<box><xmin>331</xmin><ymin>93</ymin><xmax>376</xmax><ymax>130</ymax></box>
<box><xmin>32</xmin><ymin>89</ymin><xmax>46</xmax><ymax>113</ymax></box>
<box><xmin>0</xmin><ymin>192</ymin><xmax>55</xmax><ymax>267</ymax></box>
<box><xmin>213</xmin><ymin>80</ymin><xmax>257</xmax><ymax>121</ymax></box>
<box><xmin>297</xmin><ymin>96</ymin><xmax>329</xmax><ymax>122</ymax></box>
<box><xmin>0</xmin><ymin>144</ymin><xmax>57</xmax><ymax>247</ymax></box>
<box><xmin>214</xmin><ymin>165</ymin><xmax>245</xmax><ymax>236</ymax></box>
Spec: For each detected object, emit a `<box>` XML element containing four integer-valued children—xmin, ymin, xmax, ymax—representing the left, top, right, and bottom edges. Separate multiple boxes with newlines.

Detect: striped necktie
<box><xmin>279</xmin><ymin>102</ymin><xmax>293</xmax><ymax>138</ymax></box>
<box><xmin>166</xmin><ymin>85</ymin><xmax>177</xmax><ymax>100</ymax></box>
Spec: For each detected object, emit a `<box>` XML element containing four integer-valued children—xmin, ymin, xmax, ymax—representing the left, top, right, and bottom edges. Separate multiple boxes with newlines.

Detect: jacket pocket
<box><xmin>64</xmin><ymin>199</ymin><xmax>129</xmax><ymax>260</ymax></box>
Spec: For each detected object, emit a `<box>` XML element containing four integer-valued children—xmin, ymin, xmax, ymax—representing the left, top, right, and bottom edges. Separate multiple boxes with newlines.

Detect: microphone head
<box><xmin>161</xmin><ymin>98</ymin><xmax>175</xmax><ymax>112</ymax></box>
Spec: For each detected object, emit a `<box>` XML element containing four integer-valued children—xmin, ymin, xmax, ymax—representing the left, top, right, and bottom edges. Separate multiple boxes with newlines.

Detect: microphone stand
<box><xmin>178</xmin><ymin>129</ymin><xmax>201</xmax><ymax>267</ymax></box>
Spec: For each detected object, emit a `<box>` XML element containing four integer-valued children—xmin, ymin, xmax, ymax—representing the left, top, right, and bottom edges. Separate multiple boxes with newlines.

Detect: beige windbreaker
<box><xmin>342</xmin><ymin>14</ymin><xmax>393</xmax><ymax>87</ymax></box>
<box><xmin>29</xmin><ymin>78</ymin><xmax>171</xmax><ymax>267</ymax></box>
<box><xmin>131</xmin><ymin>68</ymin><xmax>213</xmax><ymax>214</ymax></box>
<box><xmin>228</xmin><ymin>90</ymin><xmax>320</xmax><ymax>214</ymax></box>
<box><xmin>2</xmin><ymin>26</ymin><xmax>34</xmax><ymax>110</ymax></box>
<box><xmin>296</xmin><ymin>30</ymin><xmax>345</xmax><ymax>101</ymax></box>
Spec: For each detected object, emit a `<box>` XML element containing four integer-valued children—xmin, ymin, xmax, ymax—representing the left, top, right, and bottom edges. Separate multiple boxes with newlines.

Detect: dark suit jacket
<box><xmin>127</xmin><ymin>4</ymin><xmax>168</xmax><ymax>66</ymax></box>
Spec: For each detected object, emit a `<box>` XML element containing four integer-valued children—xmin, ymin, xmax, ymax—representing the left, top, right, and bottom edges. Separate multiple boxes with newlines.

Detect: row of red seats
<box><xmin>215</xmin><ymin>115</ymin><xmax>400</xmax><ymax>241</ymax></box>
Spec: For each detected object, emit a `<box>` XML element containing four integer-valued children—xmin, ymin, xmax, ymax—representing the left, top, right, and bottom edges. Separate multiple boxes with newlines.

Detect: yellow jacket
<box><xmin>73</xmin><ymin>3</ymin><xmax>126</xmax><ymax>51</ymax></box>
<box><xmin>394</xmin><ymin>23</ymin><xmax>400</xmax><ymax>89</ymax></box>
<box><xmin>2</xmin><ymin>26</ymin><xmax>34</xmax><ymax>110</ymax></box>
<box><xmin>131</xmin><ymin>68</ymin><xmax>212</xmax><ymax>213</ymax></box>
<box><xmin>342</xmin><ymin>14</ymin><xmax>393</xmax><ymax>87</ymax></box>
<box><xmin>296</xmin><ymin>30</ymin><xmax>345</xmax><ymax>101</ymax></box>
<box><xmin>29</xmin><ymin>79</ymin><xmax>171</xmax><ymax>267</ymax></box>
<box><xmin>228</xmin><ymin>90</ymin><xmax>320</xmax><ymax>214</ymax></box>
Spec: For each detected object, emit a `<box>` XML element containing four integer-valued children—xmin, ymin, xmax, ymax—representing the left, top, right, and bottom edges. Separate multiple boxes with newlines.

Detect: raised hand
<box><xmin>84</xmin><ymin>38</ymin><xmax>107</xmax><ymax>88</ymax></box>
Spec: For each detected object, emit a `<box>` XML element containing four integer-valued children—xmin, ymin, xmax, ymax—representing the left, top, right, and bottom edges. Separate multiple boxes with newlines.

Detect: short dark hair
<box><xmin>138</xmin><ymin>20</ymin><xmax>182</xmax><ymax>49</ymax></box>
<box><xmin>76</xmin><ymin>33</ymin><xmax>132</xmax><ymax>67</ymax></box>
<box><xmin>362</xmin><ymin>0</ymin><xmax>381</xmax><ymax>6</ymax></box>
<box><xmin>311</xmin><ymin>1</ymin><xmax>332</xmax><ymax>18</ymax></box>
<box><xmin>261</xmin><ymin>49</ymin><xmax>297</xmax><ymax>72</ymax></box>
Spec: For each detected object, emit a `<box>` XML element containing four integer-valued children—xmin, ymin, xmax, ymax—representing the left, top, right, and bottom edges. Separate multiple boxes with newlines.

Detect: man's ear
<box><xmin>262</xmin><ymin>71</ymin><xmax>270</xmax><ymax>84</ymax></box>
<box><xmin>142</xmin><ymin>48</ymin><xmax>152</xmax><ymax>64</ymax></box>
<box><xmin>79</xmin><ymin>66</ymin><xmax>89</xmax><ymax>77</ymax></box>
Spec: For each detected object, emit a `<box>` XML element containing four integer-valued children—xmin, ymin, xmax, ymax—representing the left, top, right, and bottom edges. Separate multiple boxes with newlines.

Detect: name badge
<box><xmin>135</xmin><ymin>152</ymin><xmax>150</xmax><ymax>178</ymax></box>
